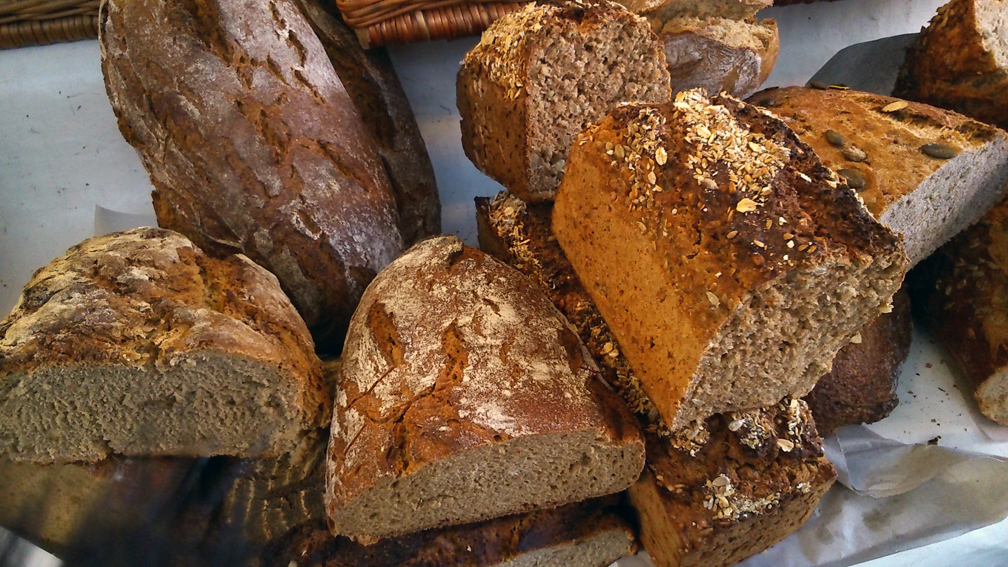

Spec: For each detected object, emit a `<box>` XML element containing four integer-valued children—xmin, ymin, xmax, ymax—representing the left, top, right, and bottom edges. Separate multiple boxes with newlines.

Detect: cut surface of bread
<box><xmin>458</xmin><ymin>0</ymin><xmax>671</xmax><ymax>202</ymax></box>
<box><xmin>553</xmin><ymin>90</ymin><xmax>907</xmax><ymax>430</ymax></box>
<box><xmin>0</xmin><ymin>228</ymin><xmax>329</xmax><ymax>464</ymax></box>
<box><xmin>749</xmin><ymin>86</ymin><xmax>1008</xmax><ymax>266</ymax></box>
<box><xmin>326</xmin><ymin>235</ymin><xmax>644</xmax><ymax>543</ymax></box>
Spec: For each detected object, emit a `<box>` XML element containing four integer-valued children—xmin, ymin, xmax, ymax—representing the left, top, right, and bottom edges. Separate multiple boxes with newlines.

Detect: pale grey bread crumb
<box><xmin>458</xmin><ymin>0</ymin><xmax>672</xmax><ymax>202</ymax></box>
<box><xmin>326</xmin><ymin>235</ymin><xmax>644</xmax><ymax>543</ymax></box>
<box><xmin>0</xmin><ymin>227</ymin><xmax>329</xmax><ymax>464</ymax></box>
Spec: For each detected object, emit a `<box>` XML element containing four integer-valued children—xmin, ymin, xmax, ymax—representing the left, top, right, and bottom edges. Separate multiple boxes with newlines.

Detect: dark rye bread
<box><xmin>99</xmin><ymin>0</ymin><xmax>403</xmax><ymax>353</ymax></box>
<box><xmin>326</xmin><ymin>236</ymin><xmax>645</xmax><ymax>543</ymax></box>
<box><xmin>910</xmin><ymin>196</ymin><xmax>1008</xmax><ymax>426</ymax></box>
<box><xmin>748</xmin><ymin>86</ymin><xmax>1008</xmax><ymax>266</ymax></box>
<box><xmin>553</xmin><ymin>89</ymin><xmax>908</xmax><ymax>431</ymax></box>
<box><xmin>457</xmin><ymin>0</ymin><xmax>671</xmax><ymax>202</ymax></box>
<box><xmin>292</xmin><ymin>0</ymin><xmax>440</xmax><ymax>245</ymax></box>
<box><xmin>894</xmin><ymin>0</ymin><xmax>1008</xmax><ymax>130</ymax></box>
<box><xmin>0</xmin><ymin>228</ymin><xmax>328</xmax><ymax>464</ymax></box>
<box><xmin>804</xmin><ymin>286</ymin><xmax>912</xmax><ymax>436</ymax></box>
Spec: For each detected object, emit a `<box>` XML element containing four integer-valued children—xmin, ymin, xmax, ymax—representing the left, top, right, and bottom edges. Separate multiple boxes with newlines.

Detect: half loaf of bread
<box><xmin>553</xmin><ymin>90</ymin><xmax>908</xmax><ymax>431</ymax></box>
<box><xmin>0</xmin><ymin>228</ymin><xmax>329</xmax><ymax>464</ymax></box>
<box><xmin>325</xmin><ymin>235</ymin><xmax>645</xmax><ymax>543</ymax></box>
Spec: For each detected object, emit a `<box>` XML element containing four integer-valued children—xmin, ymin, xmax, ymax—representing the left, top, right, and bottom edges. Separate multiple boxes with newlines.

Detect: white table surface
<box><xmin>2</xmin><ymin>0</ymin><xmax>1008</xmax><ymax>564</ymax></box>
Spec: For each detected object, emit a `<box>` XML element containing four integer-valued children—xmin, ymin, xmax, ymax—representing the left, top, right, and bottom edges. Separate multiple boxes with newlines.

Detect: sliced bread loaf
<box><xmin>457</xmin><ymin>0</ymin><xmax>671</xmax><ymax>202</ymax></box>
<box><xmin>0</xmin><ymin>228</ymin><xmax>329</xmax><ymax>463</ymax></box>
<box><xmin>325</xmin><ymin>236</ymin><xmax>645</xmax><ymax>543</ymax></box>
<box><xmin>748</xmin><ymin>86</ymin><xmax>1008</xmax><ymax>266</ymax></box>
<box><xmin>552</xmin><ymin>90</ymin><xmax>908</xmax><ymax>431</ymax></box>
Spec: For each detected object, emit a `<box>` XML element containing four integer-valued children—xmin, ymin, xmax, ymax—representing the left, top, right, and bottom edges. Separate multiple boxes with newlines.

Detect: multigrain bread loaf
<box><xmin>326</xmin><ymin>236</ymin><xmax>645</xmax><ymax>543</ymax></box>
<box><xmin>457</xmin><ymin>0</ymin><xmax>672</xmax><ymax>202</ymax></box>
<box><xmin>553</xmin><ymin>90</ymin><xmax>908</xmax><ymax>431</ymax></box>
<box><xmin>292</xmin><ymin>0</ymin><xmax>440</xmax><ymax>245</ymax></box>
<box><xmin>804</xmin><ymin>286</ymin><xmax>912</xmax><ymax>436</ymax></box>
<box><xmin>748</xmin><ymin>86</ymin><xmax>1008</xmax><ymax>266</ymax></box>
<box><xmin>99</xmin><ymin>0</ymin><xmax>403</xmax><ymax>353</ymax></box>
<box><xmin>0</xmin><ymin>228</ymin><xmax>329</xmax><ymax>464</ymax></box>
<box><xmin>894</xmin><ymin>0</ymin><xmax>1008</xmax><ymax>130</ymax></box>
<box><xmin>910</xmin><ymin>196</ymin><xmax>1008</xmax><ymax>426</ymax></box>
<box><xmin>477</xmin><ymin>192</ymin><xmax>836</xmax><ymax>567</ymax></box>
<box><xmin>654</xmin><ymin>16</ymin><xmax>779</xmax><ymax>99</ymax></box>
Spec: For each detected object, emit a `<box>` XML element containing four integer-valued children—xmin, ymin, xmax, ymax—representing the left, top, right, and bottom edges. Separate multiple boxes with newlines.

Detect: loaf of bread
<box><xmin>457</xmin><ymin>0</ymin><xmax>671</xmax><ymax>203</ymax></box>
<box><xmin>804</xmin><ymin>286</ymin><xmax>912</xmax><ymax>437</ymax></box>
<box><xmin>293</xmin><ymin>0</ymin><xmax>441</xmax><ymax>245</ymax></box>
<box><xmin>0</xmin><ymin>228</ymin><xmax>329</xmax><ymax>464</ymax></box>
<box><xmin>894</xmin><ymin>0</ymin><xmax>1008</xmax><ymax>130</ymax></box>
<box><xmin>748</xmin><ymin>86</ymin><xmax>1008</xmax><ymax>266</ymax></box>
<box><xmin>100</xmin><ymin>0</ymin><xmax>403</xmax><ymax>353</ymax></box>
<box><xmin>326</xmin><ymin>235</ymin><xmax>645</xmax><ymax>543</ymax></box>
<box><xmin>552</xmin><ymin>90</ymin><xmax>907</xmax><ymax>431</ymax></box>
<box><xmin>638</xmin><ymin>0</ymin><xmax>770</xmax><ymax>20</ymax></box>
<box><xmin>477</xmin><ymin>191</ymin><xmax>836</xmax><ymax>567</ymax></box>
<box><xmin>655</xmin><ymin>16</ymin><xmax>779</xmax><ymax>99</ymax></box>
<box><xmin>910</xmin><ymin>196</ymin><xmax>1008</xmax><ymax>426</ymax></box>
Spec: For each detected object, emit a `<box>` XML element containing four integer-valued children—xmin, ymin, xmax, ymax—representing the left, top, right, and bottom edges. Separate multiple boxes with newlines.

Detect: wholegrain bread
<box><xmin>458</xmin><ymin>0</ymin><xmax>671</xmax><ymax>202</ymax></box>
<box><xmin>748</xmin><ymin>86</ymin><xmax>1008</xmax><ymax>266</ymax></box>
<box><xmin>0</xmin><ymin>228</ymin><xmax>329</xmax><ymax>464</ymax></box>
<box><xmin>553</xmin><ymin>90</ymin><xmax>907</xmax><ymax>431</ymax></box>
<box><xmin>326</xmin><ymin>236</ymin><xmax>645</xmax><ymax>543</ymax></box>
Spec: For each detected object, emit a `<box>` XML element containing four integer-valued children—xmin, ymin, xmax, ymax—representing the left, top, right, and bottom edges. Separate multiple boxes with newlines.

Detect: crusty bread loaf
<box><xmin>457</xmin><ymin>0</ymin><xmax>671</xmax><ymax>202</ymax></box>
<box><xmin>326</xmin><ymin>235</ymin><xmax>645</xmax><ymax>543</ymax></box>
<box><xmin>655</xmin><ymin>16</ymin><xmax>778</xmax><ymax>99</ymax></box>
<box><xmin>748</xmin><ymin>86</ymin><xmax>1008</xmax><ymax>266</ymax></box>
<box><xmin>292</xmin><ymin>0</ymin><xmax>440</xmax><ymax>245</ymax></box>
<box><xmin>910</xmin><ymin>196</ymin><xmax>1008</xmax><ymax>426</ymax></box>
<box><xmin>553</xmin><ymin>90</ymin><xmax>908</xmax><ymax>431</ymax></box>
<box><xmin>100</xmin><ymin>0</ymin><xmax>403</xmax><ymax>353</ymax></box>
<box><xmin>804</xmin><ymin>286</ymin><xmax>912</xmax><ymax>437</ymax></box>
<box><xmin>0</xmin><ymin>228</ymin><xmax>329</xmax><ymax>464</ymax></box>
<box><xmin>894</xmin><ymin>0</ymin><xmax>1008</xmax><ymax>130</ymax></box>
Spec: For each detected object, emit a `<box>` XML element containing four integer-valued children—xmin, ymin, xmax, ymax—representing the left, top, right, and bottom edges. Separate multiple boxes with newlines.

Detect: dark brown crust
<box><xmin>894</xmin><ymin>0</ymin><xmax>1008</xmax><ymax>130</ymax></box>
<box><xmin>292</xmin><ymin>0</ymin><xmax>440</xmax><ymax>245</ymax></box>
<box><xmin>803</xmin><ymin>286</ymin><xmax>912</xmax><ymax>437</ymax></box>
<box><xmin>99</xmin><ymin>0</ymin><xmax>404</xmax><ymax>354</ymax></box>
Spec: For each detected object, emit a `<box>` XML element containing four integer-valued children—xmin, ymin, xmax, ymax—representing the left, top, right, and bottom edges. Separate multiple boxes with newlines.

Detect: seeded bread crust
<box><xmin>910</xmin><ymin>197</ymin><xmax>1008</xmax><ymax>426</ymax></box>
<box><xmin>894</xmin><ymin>0</ymin><xmax>1008</xmax><ymax>130</ymax></box>
<box><xmin>0</xmin><ymin>228</ymin><xmax>329</xmax><ymax>463</ymax></box>
<box><xmin>748</xmin><ymin>86</ymin><xmax>1008</xmax><ymax>266</ymax></box>
<box><xmin>326</xmin><ymin>236</ymin><xmax>645</xmax><ymax>543</ymax></box>
<box><xmin>99</xmin><ymin>0</ymin><xmax>404</xmax><ymax>353</ymax></box>
<box><xmin>552</xmin><ymin>90</ymin><xmax>907</xmax><ymax>431</ymax></box>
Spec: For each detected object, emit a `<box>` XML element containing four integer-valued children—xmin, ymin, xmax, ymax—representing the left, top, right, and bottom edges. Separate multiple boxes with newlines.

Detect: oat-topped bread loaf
<box><xmin>655</xmin><ymin>16</ymin><xmax>778</xmax><ymax>100</ymax></box>
<box><xmin>0</xmin><ymin>228</ymin><xmax>329</xmax><ymax>464</ymax></box>
<box><xmin>894</xmin><ymin>0</ymin><xmax>1008</xmax><ymax>130</ymax></box>
<box><xmin>804</xmin><ymin>285</ymin><xmax>912</xmax><ymax>436</ymax></box>
<box><xmin>748</xmin><ymin>86</ymin><xmax>1008</xmax><ymax>266</ymax></box>
<box><xmin>553</xmin><ymin>90</ymin><xmax>908</xmax><ymax>431</ymax></box>
<box><xmin>326</xmin><ymin>235</ymin><xmax>645</xmax><ymax>543</ymax></box>
<box><xmin>100</xmin><ymin>0</ymin><xmax>403</xmax><ymax>353</ymax></box>
<box><xmin>457</xmin><ymin>0</ymin><xmax>671</xmax><ymax>202</ymax></box>
<box><xmin>910</xmin><ymin>196</ymin><xmax>1008</xmax><ymax>426</ymax></box>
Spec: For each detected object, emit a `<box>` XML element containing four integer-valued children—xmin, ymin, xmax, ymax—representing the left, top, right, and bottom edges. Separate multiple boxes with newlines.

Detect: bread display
<box><xmin>293</xmin><ymin>0</ymin><xmax>441</xmax><ymax>245</ymax></box>
<box><xmin>0</xmin><ymin>228</ymin><xmax>329</xmax><ymax>464</ymax></box>
<box><xmin>553</xmin><ymin>89</ymin><xmax>907</xmax><ymax>431</ymax></box>
<box><xmin>910</xmin><ymin>196</ymin><xmax>1008</xmax><ymax>426</ymax></box>
<box><xmin>457</xmin><ymin>0</ymin><xmax>672</xmax><ymax>203</ymax></box>
<box><xmin>326</xmin><ymin>235</ymin><xmax>645</xmax><ymax>543</ymax></box>
<box><xmin>804</xmin><ymin>285</ymin><xmax>912</xmax><ymax>437</ymax></box>
<box><xmin>748</xmin><ymin>86</ymin><xmax>1008</xmax><ymax>266</ymax></box>
<box><xmin>894</xmin><ymin>0</ymin><xmax>1008</xmax><ymax>130</ymax></box>
<box><xmin>654</xmin><ymin>16</ymin><xmax>779</xmax><ymax>99</ymax></box>
<box><xmin>99</xmin><ymin>0</ymin><xmax>404</xmax><ymax>354</ymax></box>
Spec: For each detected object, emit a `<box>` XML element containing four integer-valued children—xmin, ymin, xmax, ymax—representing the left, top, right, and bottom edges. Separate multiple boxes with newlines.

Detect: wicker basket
<box><xmin>0</xmin><ymin>0</ymin><xmax>99</xmax><ymax>49</ymax></box>
<box><xmin>337</xmin><ymin>0</ymin><xmax>528</xmax><ymax>47</ymax></box>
